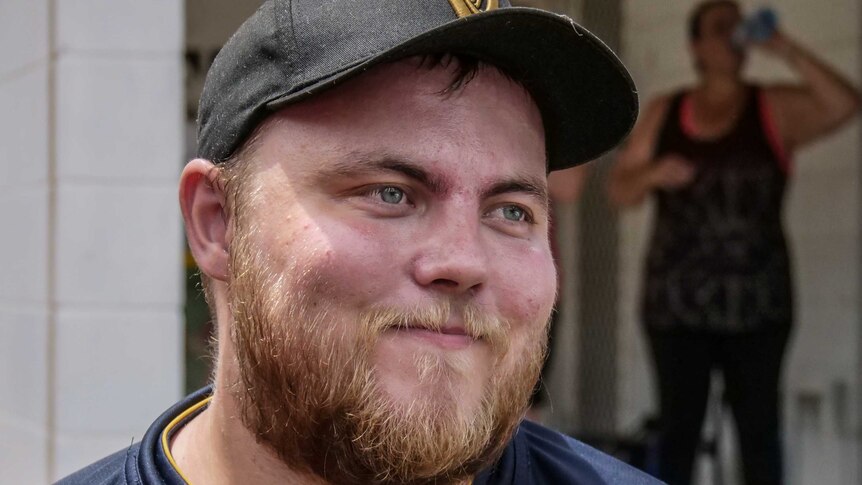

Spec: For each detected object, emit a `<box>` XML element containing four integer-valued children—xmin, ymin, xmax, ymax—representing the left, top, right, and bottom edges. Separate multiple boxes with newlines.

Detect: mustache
<box><xmin>359</xmin><ymin>301</ymin><xmax>510</xmax><ymax>352</ymax></box>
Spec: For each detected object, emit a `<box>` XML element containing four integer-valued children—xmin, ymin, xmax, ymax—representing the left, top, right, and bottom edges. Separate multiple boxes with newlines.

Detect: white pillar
<box><xmin>0</xmin><ymin>1</ymin><xmax>185</xmax><ymax>481</ymax></box>
<box><xmin>0</xmin><ymin>1</ymin><xmax>52</xmax><ymax>482</ymax></box>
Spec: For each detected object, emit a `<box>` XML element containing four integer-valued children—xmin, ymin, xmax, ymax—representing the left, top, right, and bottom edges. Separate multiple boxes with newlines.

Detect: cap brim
<box><xmin>266</xmin><ymin>8</ymin><xmax>638</xmax><ymax>171</ymax></box>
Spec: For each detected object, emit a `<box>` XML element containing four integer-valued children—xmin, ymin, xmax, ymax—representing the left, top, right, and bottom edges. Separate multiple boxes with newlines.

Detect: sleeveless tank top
<box><xmin>643</xmin><ymin>86</ymin><xmax>793</xmax><ymax>333</ymax></box>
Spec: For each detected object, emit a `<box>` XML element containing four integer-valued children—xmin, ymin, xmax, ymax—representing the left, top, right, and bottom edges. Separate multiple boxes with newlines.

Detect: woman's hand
<box><xmin>649</xmin><ymin>155</ymin><xmax>697</xmax><ymax>190</ymax></box>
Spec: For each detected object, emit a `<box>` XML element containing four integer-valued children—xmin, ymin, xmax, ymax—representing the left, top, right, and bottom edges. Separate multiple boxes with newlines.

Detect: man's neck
<box><xmin>169</xmin><ymin>389</ymin><xmax>328</xmax><ymax>485</ymax></box>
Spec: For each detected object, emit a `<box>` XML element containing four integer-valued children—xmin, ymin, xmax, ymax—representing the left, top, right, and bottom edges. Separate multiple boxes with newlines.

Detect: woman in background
<box><xmin>608</xmin><ymin>2</ymin><xmax>860</xmax><ymax>484</ymax></box>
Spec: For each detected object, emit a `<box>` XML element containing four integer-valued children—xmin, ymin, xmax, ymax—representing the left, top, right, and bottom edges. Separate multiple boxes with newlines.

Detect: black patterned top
<box><xmin>644</xmin><ymin>86</ymin><xmax>793</xmax><ymax>333</ymax></box>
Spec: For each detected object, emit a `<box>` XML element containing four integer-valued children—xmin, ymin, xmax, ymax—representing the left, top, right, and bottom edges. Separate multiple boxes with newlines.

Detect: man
<box><xmin>59</xmin><ymin>1</ymin><xmax>654</xmax><ymax>484</ymax></box>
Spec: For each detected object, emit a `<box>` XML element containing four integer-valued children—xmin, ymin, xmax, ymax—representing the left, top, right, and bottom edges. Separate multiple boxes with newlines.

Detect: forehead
<box><xmin>701</xmin><ymin>3</ymin><xmax>741</xmax><ymax>27</ymax></box>
<box><xmin>246</xmin><ymin>59</ymin><xmax>547</xmax><ymax>186</ymax></box>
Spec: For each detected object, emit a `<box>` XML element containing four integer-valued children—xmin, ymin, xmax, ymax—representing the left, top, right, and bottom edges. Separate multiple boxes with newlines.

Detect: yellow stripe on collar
<box><xmin>160</xmin><ymin>396</ymin><xmax>212</xmax><ymax>485</ymax></box>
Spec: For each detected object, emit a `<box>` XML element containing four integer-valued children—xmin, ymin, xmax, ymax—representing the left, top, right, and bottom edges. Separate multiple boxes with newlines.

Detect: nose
<box><xmin>411</xmin><ymin>217</ymin><xmax>489</xmax><ymax>295</ymax></box>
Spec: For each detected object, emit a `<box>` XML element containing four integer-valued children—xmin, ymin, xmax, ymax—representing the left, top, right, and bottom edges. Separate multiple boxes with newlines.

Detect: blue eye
<box><xmin>379</xmin><ymin>186</ymin><xmax>405</xmax><ymax>204</ymax></box>
<box><xmin>502</xmin><ymin>205</ymin><xmax>526</xmax><ymax>222</ymax></box>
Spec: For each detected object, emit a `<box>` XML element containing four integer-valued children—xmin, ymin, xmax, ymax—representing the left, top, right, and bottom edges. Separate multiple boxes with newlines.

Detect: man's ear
<box><xmin>180</xmin><ymin>158</ymin><xmax>230</xmax><ymax>282</ymax></box>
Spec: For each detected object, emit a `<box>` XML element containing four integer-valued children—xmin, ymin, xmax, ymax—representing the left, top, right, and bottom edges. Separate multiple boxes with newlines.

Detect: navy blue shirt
<box><xmin>57</xmin><ymin>387</ymin><xmax>661</xmax><ymax>484</ymax></box>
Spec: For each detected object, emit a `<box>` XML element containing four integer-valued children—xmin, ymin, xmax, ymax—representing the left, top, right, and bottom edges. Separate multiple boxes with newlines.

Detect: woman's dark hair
<box><xmin>688</xmin><ymin>0</ymin><xmax>739</xmax><ymax>40</ymax></box>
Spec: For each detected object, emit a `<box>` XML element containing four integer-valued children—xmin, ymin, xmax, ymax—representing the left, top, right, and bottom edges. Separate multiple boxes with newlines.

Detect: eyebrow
<box><xmin>320</xmin><ymin>155</ymin><xmax>448</xmax><ymax>194</ymax></box>
<box><xmin>320</xmin><ymin>154</ymin><xmax>549</xmax><ymax>210</ymax></box>
<box><xmin>483</xmin><ymin>178</ymin><xmax>550</xmax><ymax>213</ymax></box>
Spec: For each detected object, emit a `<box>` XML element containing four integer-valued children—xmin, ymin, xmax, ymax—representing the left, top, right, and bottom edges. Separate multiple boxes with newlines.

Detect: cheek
<box><xmin>260</xmin><ymin>215</ymin><xmax>408</xmax><ymax>304</ymax></box>
<box><xmin>493</xmin><ymin>245</ymin><xmax>556</xmax><ymax>327</ymax></box>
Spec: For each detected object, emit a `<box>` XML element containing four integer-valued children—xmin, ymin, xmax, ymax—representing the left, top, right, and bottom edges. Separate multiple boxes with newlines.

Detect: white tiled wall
<box><xmin>0</xmin><ymin>190</ymin><xmax>49</xmax><ymax>306</ymax></box>
<box><xmin>0</xmin><ymin>66</ymin><xmax>49</xmax><ymax>188</ymax></box>
<box><xmin>0</xmin><ymin>1</ymin><xmax>184</xmax><ymax>482</ymax></box>
<box><xmin>0</xmin><ymin>309</ymin><xmax>49</xmax><ymax>481</ymax></box>
<box><xmin>0</xmin><ymin>419</ymin><xmax>49</xmax><ymax>485</ymax></box>
<box><xmin>54</xmin><ymin>310</ymin><xmax>182</xmax><ymax>435</ymax></box>
<box><xmin>0</xmin><ymin>309</ymin><xmax>49</xmax><ymax>426</ymax></box>
<box><xmin>49</xmin><ymin>0</ymin><xmax>185</xmax><ymax>479</ymax></box>
<box><xmin>0</xmin><ymin>2</ymin><xmax>51</xmax><ymax>484</ymax></box>
<box><xmin>619</xmin><ymin>1</ymin><xmax>862</xmax><ymax>484</ymax></box>
<box><xmin>55</xmin><ymin>56</ymin><xmax>183</xmax><ymax>181</ymax></box>
<box><xmin>55</xmin><ymin>185</ymin><xmax>182</xmax><ymax>306</ymax></box>
<box><xmin>0</xmin><ymin>1</ymin><xmax>49</xmax><ymax>78</ymax></box>
<box><xmin>56</xmin><ymin>0</ymin><xmax>182</xmax><ymax>54</ymax></box>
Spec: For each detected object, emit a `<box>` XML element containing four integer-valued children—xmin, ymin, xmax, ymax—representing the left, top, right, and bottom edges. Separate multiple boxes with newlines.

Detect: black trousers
<box><xmin>647</xmin><ymin>326</ymin><xmax>791</xmax><ymax>485</ymax></box>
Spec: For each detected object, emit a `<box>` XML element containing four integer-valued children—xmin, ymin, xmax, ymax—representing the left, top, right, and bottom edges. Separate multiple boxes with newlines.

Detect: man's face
<box><xmin>225</xmin><ymin>58</ymin><xmax>556</xmax><ymax>483</ymax></box>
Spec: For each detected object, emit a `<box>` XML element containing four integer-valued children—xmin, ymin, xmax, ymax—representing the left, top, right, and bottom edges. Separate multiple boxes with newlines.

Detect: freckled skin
<box><xmin>244</xmin><ymin>61</ymin><xmax>557</xmax><ymax>414</ymax></box>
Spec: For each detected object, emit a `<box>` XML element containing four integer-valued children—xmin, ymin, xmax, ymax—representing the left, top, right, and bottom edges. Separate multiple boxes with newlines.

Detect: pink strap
<box><xmin>680</xmin><ymin>90</ymin><xmax>791</xmax><ymax>175</ymax></box>
<box><xmin>757</xmin><ymin>90</ymin><xmax>792</xmax><ymax>175</ymax></box>
<box><xmin>679</xmin><ymin>94</ymin><xmax>698</xmax><ymax>138</ymax></box>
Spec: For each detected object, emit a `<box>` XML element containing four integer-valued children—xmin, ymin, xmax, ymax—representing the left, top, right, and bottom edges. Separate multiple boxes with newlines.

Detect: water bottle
<box><xmin>732</xmin><ymin>7</ymin><xmax>778</xmax><ymax>48</ymax></box>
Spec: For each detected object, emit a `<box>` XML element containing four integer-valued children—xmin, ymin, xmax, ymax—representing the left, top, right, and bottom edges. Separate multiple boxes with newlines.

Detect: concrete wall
<box><xmin>619</xmin><ymin>1</ymin><xmax>862</xmax><ymax>483</ymax></box>
<box><xmin>0</xmin><ymin>1</ymin><xmax>184</xmax><ymax>482</ymax></box>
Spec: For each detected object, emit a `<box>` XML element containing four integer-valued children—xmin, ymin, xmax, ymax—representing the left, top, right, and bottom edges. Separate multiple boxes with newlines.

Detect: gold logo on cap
<box><xmin>448</xmin><ymin>0</ymin><xmax>499</xmax><ymax>18</ymax></box>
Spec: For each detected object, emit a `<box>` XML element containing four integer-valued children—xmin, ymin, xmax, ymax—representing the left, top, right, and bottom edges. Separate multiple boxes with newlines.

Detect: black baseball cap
<box><xmin>197</xmin><ymin>0</ymin><xmax>638</xmax><ymax>171</ymax></box>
